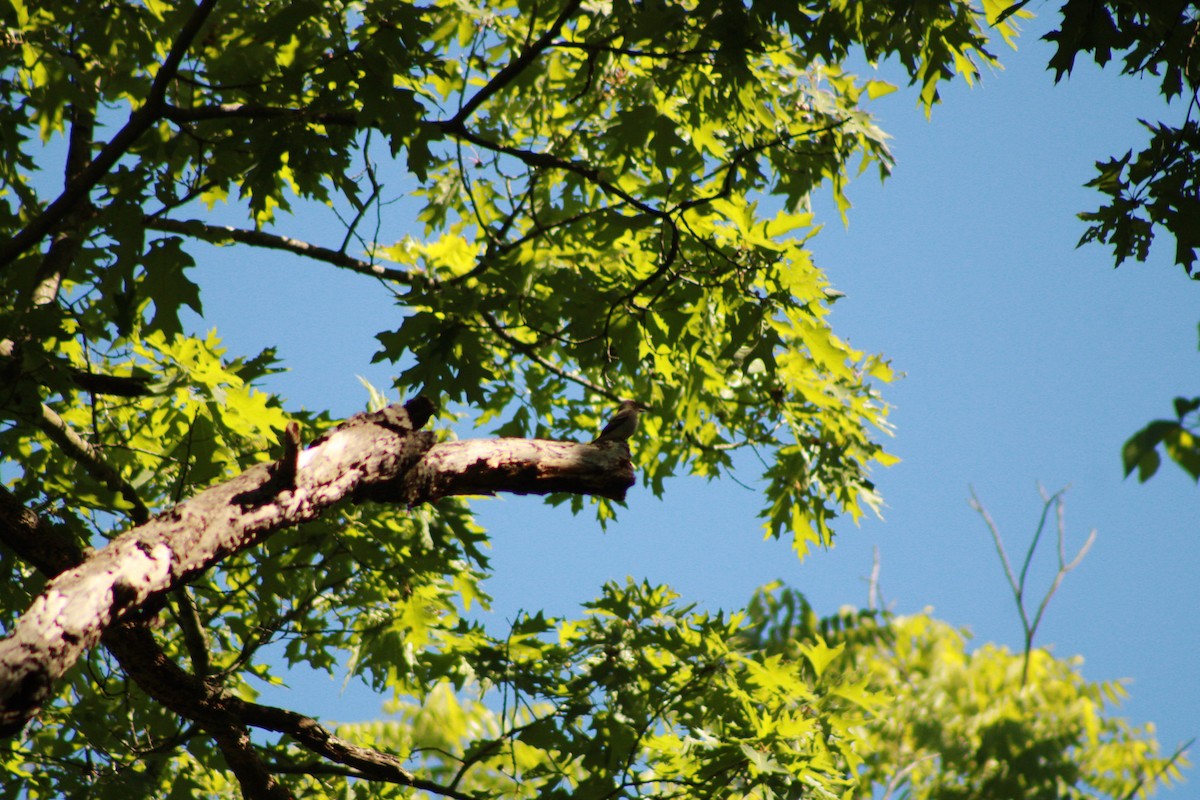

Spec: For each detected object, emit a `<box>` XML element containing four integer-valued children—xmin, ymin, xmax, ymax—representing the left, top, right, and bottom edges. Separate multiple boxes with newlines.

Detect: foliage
<box><xmin>741</xmin><ymin>585</ymin><xmax>1187</xmax><ymax>800</ymax></box>
<box><xmin>1077</xmin><ymin>119</ymin><xmax>1200</xmax><ymax>275</ymax></box>
<box><xmin>1042</xmin><ymin>0</ymin><xmax>1200</xmax><ymax>277</ymax></box>
<box><xmin>0</xmin><ymin>0</ymin><xmax>1024</xmax><ymax>550</ymax></box>
<box><xmin>344</xmin><ymin>580</ymin><xmax>875</xmax><ymax>800</ymax></box>
<box><xmin>0</xmin><ymin>1</ymin><xmax>1182</xmax><ymax>799</ymax></box>
<box><xmin>1123</xmin><ymin>394</ymin><xmax>1200</xmax><ymax>483</ymax></box>
<box><xmin>1041</xmin><ymin>1</ymin><xmax>1200</xmax><ymax>485</ymax></box>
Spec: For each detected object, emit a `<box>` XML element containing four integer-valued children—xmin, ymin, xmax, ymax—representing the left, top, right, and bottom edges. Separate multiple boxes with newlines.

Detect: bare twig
<box><xmin>868</xmin><ymin>545</ymin><xmax>882</xmax><ymax>612</ymax></box>
<box><xmin>969</xmin><ymin>484</ymin><xmax>1096</xmax><ymax>685</ymax></box>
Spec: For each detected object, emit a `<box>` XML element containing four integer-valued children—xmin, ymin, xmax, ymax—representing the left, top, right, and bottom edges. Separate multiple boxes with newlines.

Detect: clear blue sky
<box><xmin>186</xmin><ymin>9</ymin><xmax>1197</xmax><ymax>794</ymax></box>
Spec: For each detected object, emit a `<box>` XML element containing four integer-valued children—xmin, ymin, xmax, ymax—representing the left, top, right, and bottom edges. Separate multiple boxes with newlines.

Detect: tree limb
<box><xmin>0</xmin><ymin>485</ymin><xmax>479</xmax><ymax>799</ymax></box>
<box><xmin>399</xmin><ymin>436</ymin><xmax>634</xmax><ymax>505</ymax></box>
<box><xmin>234</xmin><ymin>700</ymin><xmax>417</xmax><ymax>785</ymax></box>
<box><xmin>447</xmin><ymin>0</ymin><xmax>584</xmax><ymax>127</ymax></box>
<box><xmin>145</xmin><ymin>217</ymin><xmax>415</xmax><ymax>284</ymax></box>
<box><xmin>0</xmin><ymin>398</ymin><xmax>635</xmax><ymax>737</ymax></box>
<box><xmin>0</xmin><ymin>491</ymin><xmax>289</xmax><ymax>799</ymax></box>
<box><xmin>100</xmin><ymin>621</ymin><xmax>295</xmax><ymax>800</ymax></box>
<box><xmin>0</xmin><ymin>483</ymin><xmax>86</xmax><ymax>577</ymax></box>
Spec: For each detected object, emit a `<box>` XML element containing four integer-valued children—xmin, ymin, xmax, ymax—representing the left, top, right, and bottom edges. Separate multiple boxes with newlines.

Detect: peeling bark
<box><xmin>0</xmin><ymin>399</ymin><xmax>635</xmax><ymax>737</ymax></box>
<box><xmin>401</xmin><ymin>437</ymin><xmax>635</xmax><ymax>505</ymax></box>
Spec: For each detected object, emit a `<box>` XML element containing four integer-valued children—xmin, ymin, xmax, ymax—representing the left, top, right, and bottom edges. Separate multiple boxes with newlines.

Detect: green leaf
<box><xmin>139</xmin><ymin>237</ymin><xmax>201</xmax><ymax>337</ymax></box>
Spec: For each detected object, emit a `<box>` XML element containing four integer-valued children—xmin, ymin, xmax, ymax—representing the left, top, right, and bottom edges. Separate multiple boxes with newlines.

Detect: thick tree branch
<box><xmin>27</xmin><ymin>102</ymin><xmax>98</xmax><ymax>307</ymax></box>
<box><xmin>400</xmin><ymin>436</ymin><xmax>634</xmax><ymax>505</ymax></box>
<box><xmin>211</xmin><ymin>724</ymin><xmax>296</xmax><ymax>800</ymax></box>
<box><xmin>100</xmin><ymin>622</ymin><xmax>295</xmax><ymax>800</ymax></box>
<box><xmin>0</xmin><ymin>0</ymin><xmax>219</xmax><ymax>268</ymax></box>
<box><xmin>0</xmin><ymin>398</ymin><xmax>635</xmax><ymax>737</ymax></box>
<box><xmin>233</xmin><ymin>701</ymin><xmax>417</xmax><ymax>785</ymax></box>
<box><xmin>0</xmin><ymin>489</ymin><xmax>473</xmax><ymax>799</ymax></box>
<box><xmin>0</xmin><ymin>490</ymin><xmax>289</xmax><ymax>799</ymax></box>
<box><xmin>104</xmin><ymin>620</ymin><xmax>476</xmax><ymax>799</ymax></box>
<box><xmin>0</xmin><ymin>484</ymin><xmax>86</xmax><ymax>577</ymax></box>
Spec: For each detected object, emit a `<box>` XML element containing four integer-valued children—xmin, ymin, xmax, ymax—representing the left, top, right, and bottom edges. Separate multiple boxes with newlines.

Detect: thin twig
<box><xmin>1118</xmin><ymin>737</ymin><xmax>1194</xmax><ymax>800</ymax></box>
<box><xmin>479</xmin><ymin>311</ymin><xmax>614</xmax><ymax>399</ymax></box>
<box><xmin>868</xmin><ymin>545</ymin><xmax>881</xmax><ymax>612</ymax></box>
<box><xmin>970</xmin><ymin>485</ymin><xmax>1097</xmax><ymax>685</ymax></box>
<box><xmin>145</xmin><ymin>217</ymin><xmax>414</xmax><ymax>283</ymax></box>
<box><xmin>38</xmin><ymin>402</ymin><xmax>150</xmax><ymax>525</ymax></box>
<box><xmin>969</xmin><ymin>486</ymin><xmax>1023</xmax><ymax>624</ymax></box>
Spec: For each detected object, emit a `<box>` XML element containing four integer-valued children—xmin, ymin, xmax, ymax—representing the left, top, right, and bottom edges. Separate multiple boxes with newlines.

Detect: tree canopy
<box><xmin>0</xmin><ymin>1</ymin><xmax>1189</xmax><ymax>799</ymax></box>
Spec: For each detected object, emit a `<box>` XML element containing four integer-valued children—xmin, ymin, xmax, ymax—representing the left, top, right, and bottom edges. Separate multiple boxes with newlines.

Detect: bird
<box><xmin>593</xmin><ymin>399</ymin><xmax>649</xmax><ymax>444</ymax></box>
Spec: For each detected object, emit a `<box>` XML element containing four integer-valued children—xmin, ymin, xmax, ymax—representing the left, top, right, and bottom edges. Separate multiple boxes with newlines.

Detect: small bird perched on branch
<box><xmin>593</xmin><ymin>399</ymin><xmax>649</xmax><ymax>444</ymax></box>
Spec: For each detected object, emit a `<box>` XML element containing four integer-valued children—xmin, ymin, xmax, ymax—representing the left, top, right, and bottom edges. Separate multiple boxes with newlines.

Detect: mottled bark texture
<box><xmin>0</xmin><ymin>397</ymin><xmax>635</xmax><ymax>737</ymax></box>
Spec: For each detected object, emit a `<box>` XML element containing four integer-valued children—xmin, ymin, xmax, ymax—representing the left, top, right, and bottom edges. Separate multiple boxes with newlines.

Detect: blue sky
<box><xmin>181</xmin><ymin>8</ymin><xmax>1197</xmax><ymax>794</ymax></box>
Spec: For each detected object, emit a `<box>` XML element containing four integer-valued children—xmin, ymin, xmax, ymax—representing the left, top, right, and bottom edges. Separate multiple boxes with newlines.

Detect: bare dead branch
<box><xmin>970</xmin><ymin>484</ymin><xmax>1097</xmax><ymax>685</ymax></box>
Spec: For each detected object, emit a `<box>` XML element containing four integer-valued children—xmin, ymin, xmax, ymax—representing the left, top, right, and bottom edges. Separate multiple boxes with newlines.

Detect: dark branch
<box><xmin>0</xmin><ymin>484</ymin><xmax>86</xmax><ymax>577</ymax></box>
<box><xmin>37</xmin><ymin>402</ymin><xmax>151</xmax><ymax>525</ymax></box>
<box><xmin>448</xmin><ymin>0</ymin><xmax>585</xmax><ymax>127</ymax></box>
<box><xmin>234</xmin><ymin>701</ymin><xmax>416</xmax><ymax>785</ymax></box>
<box><xmin>479</xmin><ymin>311</ymin><xmax>613</xmax><ymax>399</ymax></box>
<box><xmin>161</xmin><ymin>102</ymin><xmax>358</xmax><ymax>126</ymax></box>
<box><xmin>434</xmin><ymin>123</ymin><xmax>665</xmax><ymax>219</ymax></box>
<box><xmin>0</xmin><ymin>0</ymin><xmax>220</xmax><ymax>268</ymax></box>
<box><xmin>145</xmin><ymin>217</ymin><xmax>415</xmax><ymax>284</ymax></box>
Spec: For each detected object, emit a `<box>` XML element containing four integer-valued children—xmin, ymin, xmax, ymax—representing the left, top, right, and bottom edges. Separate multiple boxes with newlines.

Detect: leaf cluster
<box><xmin>1042</xmin><ymin>0</ymin><xmax>1200</xmax><ymax>276</ymax></box>
<box><xmin>360</xmin><ymin>579</ymin><xmax>876</xmax><ymax>800</ymax></box>
<box><xmin>740</xmin><ymin>584</ymin><xmax>1186</xmax><ymax>800</ymax></box>
<box><xmin>1123</xmin><ymin>394</ymin><xmax>1200</xmax><ymax>482</ymax></box>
